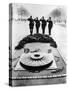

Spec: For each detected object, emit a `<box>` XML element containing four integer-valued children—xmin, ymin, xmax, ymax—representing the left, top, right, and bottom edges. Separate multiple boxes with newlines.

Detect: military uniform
<box><xmin>28</xmin><ymin>17</ymin><xmax>34</xmax><ymax>35</ymax></box>
<box><xmin>34</xmin><ymin>19</ymin><xmax>40</xmax><ymax>34</ymax></box>
<box><xmin>47</xmin><ymin>18</ymin><xmax>53</xmax><ymax>35</ymax></box>
<box><xmin>40</xmin><ymin>19</ymin><xmax>47</xmax><ymax>34</ymax></box>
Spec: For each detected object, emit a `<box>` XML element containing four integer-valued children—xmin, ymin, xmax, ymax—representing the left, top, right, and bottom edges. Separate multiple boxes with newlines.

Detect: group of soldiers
<box><xmin>26</xmin><ymin>16</ymin><xmax>53</xmax><ymax>35</ymax></box>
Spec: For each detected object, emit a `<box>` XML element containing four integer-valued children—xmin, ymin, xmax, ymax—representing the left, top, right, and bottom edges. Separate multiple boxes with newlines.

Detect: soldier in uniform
<box><xmin>47</xmin><ymin>17</ymin><xmax>53</xmax><ymax>35</ymax></box>
<box><xmin>27</xmin><ymin>16</ymin><xmax>34</xmax><ymax>35</ymax></box>
<box><xmin>40</xmin><ymin>16</ymin><xmax>47</xmax><ymax>34</ymax></box>
<box><xmin>34</xmin><ymin>17</ymin><xmax>40</xmax><ymax>34</ymax></box>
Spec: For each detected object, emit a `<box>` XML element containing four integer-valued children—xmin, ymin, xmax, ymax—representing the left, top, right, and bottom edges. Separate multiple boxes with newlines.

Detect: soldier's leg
<box><xmin>43</xmin><ymin>29</ymin><xmax>45</xmax><ymax>34</ymax></box>
<box><xmin>48</xmin><ymin>25</ymin><xmax>51</xmax><ymax>35</ymax></box>
<box><xmin>42</xmin><ymin>27</ymin><xmax>45</xmax><ymax>34</ymax></box>
<box><xmin>37</xmin><ymin>28</ymin><xmax>38</xmax><ymax>34</ymax></box>
<box><xmin>30</xmin><ymin>29</ymin><xmax>33</xmax><ymax>35</ymax></box>
<box><xmin>30</xmin><ymin>24</ymin><xmax>34</xmax><ymax>35</ymax></box>
<box><xmin>49</xmin><ymin>28</ymin><xmax>51</xmax><ymax>35</ymax></box>
<box><xmin>42</xmin><ymin>28</ymin><xmax>44</xmax><ymax>34</ymax></box>
<box><xmin>42</xmin><ymin>25</ymin><xmax>45</xmax><ymax>34</ymax></box>
<box><xmin>36</xmin><ymin>27</ymin><xmax>39</xmax><ymax>34</ymax></box>
<box><xmin>38</xmin><ymin>27</ymin><xmax>39</xmax><ymax>34</ymax></box>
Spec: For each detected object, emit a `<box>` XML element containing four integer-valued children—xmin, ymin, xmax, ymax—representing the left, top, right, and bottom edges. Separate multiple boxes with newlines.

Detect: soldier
<box><xmin>40</xmin><ymin>16</ymin><xmax>47</xmax><ymax>34</ymax></box>
<box><xmin>34</xmin><ymin>17</ymin><xmax>40</xmax><ymax>34</ymax></box>
<box><xmin>47</xmin><ymin>17</ymin><xmax>53</xmax><ymax>35</ymax></box>
<box><xmin>27</xmin><ymin>16</ymin><xmax>34</xmax><ymax>35</ymax></box>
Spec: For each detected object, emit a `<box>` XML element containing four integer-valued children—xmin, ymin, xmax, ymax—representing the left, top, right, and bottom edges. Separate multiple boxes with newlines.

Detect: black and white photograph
<box><xmin>9</xmin><ymin>3</ymin><xmax>67</xmax><ymax>86</ymax></box>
